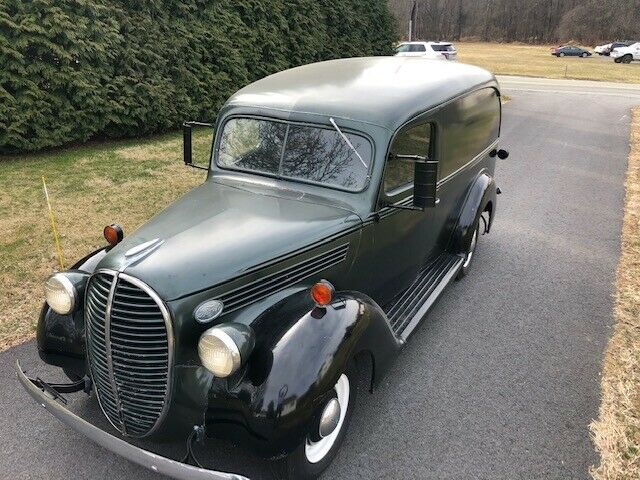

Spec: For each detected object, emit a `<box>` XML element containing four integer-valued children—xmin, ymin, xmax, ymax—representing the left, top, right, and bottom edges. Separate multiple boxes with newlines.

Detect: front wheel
<box><xmin>622</xmin><ymin>54</ymin><xmax>633</xmax><ymax>64</ymax></box>
<box><xmin>559</xmin><ymin>52</ymin><xmax>565</xmax><ymax>57</ymax></box>
<box><xmin>581</xmin><ymin>52</ymin><xmax>588</xmax><ymax>58</ymax></box>
<box><xmin>277</xmin><ymin>362</ymin><xmax>358</xmax><ymax>479</ymax></box>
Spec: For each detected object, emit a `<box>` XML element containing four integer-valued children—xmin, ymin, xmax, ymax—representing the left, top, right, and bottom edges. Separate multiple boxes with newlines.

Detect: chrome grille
<box><xmin>85</xmin><ymin>271</ymin><xmax>172</xmax><ymax>438</ymax></box>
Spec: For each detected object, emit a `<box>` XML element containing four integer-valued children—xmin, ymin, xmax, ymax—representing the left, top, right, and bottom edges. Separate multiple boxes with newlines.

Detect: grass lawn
<box><xmin>0</xmin><ymin>130</ymin><xmax>212</xmax><ymax>350</ymax></box>
<box><xmin>457</xmin><ymin>42</ymin><xmax>640</xmax><ymax>84</ymax></box>
<box><xmin>590</xmin><ymin>108</ymin><xmax>640</xmax><ymax>479</ymax></box>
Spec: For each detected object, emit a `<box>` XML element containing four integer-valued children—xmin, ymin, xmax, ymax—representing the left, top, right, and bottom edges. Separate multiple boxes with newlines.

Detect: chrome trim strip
<box><xmin>85</xmin><ymin>269</ymin><xmax>124</xmax><ymax>435</ymax></box>
<box><xmin>15</xmin><ymin>361</ymin><xmax>249</xmax><ymax>480</ymax></box>
<box><xmin>120</xmin><ymin>239</ymin><xmax>165</xmax><ymax>272</ymax></box>
<box><xmin>118</xmin><ymin>271</ymin><xmax>175</xmax><ymax>437</ymax></box>
<box><xmin>124</xmin><ymin>238</ymin><xmax>163</xmax><ymax>258</ymax></box>
<box><xmin>104</xmin><ymin>271</ymin><xmax>126</xmax><ymax>434</ymax></box>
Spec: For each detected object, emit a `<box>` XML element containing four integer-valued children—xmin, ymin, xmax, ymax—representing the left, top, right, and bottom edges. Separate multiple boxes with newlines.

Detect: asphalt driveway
<box><xmin>1</xmin><ymin>77</ymin><xmax>637</xmax><ymax>479</ymax></box>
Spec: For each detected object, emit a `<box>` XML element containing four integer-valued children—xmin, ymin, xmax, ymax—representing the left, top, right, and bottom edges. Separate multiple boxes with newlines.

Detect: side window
<box><xmin>439</xmin><ymin>88</ymin><xmax>500</xmax><ymax>180</ymax></box>
<box><xmin>384</xmin><ymin>123</ymin><xmax>432</xmax><ymax>193</ymax></box>
<box><xmin>409</xmin><ymin>44</ymin><xmax>426</xmax><ymax>52</ymax></box>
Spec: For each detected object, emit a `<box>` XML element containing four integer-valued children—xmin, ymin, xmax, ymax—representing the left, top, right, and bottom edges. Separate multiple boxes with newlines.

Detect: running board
<box><xmin>386</xmin><ymin>253</ymin><xmax>464</xmax><ymax>341</ymax></box>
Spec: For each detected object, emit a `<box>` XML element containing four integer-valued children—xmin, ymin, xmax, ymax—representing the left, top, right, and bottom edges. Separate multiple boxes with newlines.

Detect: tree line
<box><xmin>0</xmin><ymin>0</ymin><xmax>395</xmax><ymax>154</ymax></box>
<box><xmin>389</xmin><ymin>0</ymin><xmax>640</xmax><ymax>44</ymax></box>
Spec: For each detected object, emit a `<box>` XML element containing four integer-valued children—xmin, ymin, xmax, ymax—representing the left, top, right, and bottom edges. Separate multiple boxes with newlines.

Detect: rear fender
<box><xmin>452</xmin><ymin>172</ymin><xmax>497</xmax><ymax>253</ymax></box>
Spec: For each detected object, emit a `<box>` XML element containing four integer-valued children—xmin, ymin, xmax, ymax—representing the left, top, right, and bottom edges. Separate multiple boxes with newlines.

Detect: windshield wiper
<box><xmin>329</xmin><ymin>117</ymin><xmax>368</xmax><ymax>169</ymax></box>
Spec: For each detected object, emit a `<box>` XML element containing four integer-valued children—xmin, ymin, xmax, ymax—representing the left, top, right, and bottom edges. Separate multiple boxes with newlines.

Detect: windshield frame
<box><xmin>213</xmin><ymin>114</ymin><xmax>375</xmax><ymax>194</ymax></box>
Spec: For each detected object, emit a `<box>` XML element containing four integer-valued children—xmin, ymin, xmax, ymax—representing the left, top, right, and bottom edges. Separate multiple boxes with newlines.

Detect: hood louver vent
<box><xmin>219</xmin><ymin>243</ymin><xmax>350</xmax><ymax>316</ymax></box>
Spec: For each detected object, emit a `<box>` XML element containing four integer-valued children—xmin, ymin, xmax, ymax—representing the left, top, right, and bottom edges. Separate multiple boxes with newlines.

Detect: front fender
<box><xmin>36</xmin><ymin>247</ymin><xmax>108</xmax><ymax>374</ymax></box>
<box><xmin>203</xmin><ymin>290</ymin><xmax>399</xmax><ymax>457</ymax></box>
<box><xmin>452</xmin><ymin>172</ymin><xmax>497</xmax><ymax>253</ymax></box>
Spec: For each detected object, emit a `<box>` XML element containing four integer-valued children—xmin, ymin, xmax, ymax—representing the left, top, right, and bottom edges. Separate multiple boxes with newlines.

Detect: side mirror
<box><xmin>182</xmin><ymin>120</ymin><xmax>216</xmax><ymax>170</ymax></box>
<box><xmin>183</xmin><ymin>122</ymin><xmax>192</xmax><ymax>166</ymax></box>
<box><xmin>413</xmin><ymin>159</ymin><xmax>439</xmax><ymax>209</ymax></box>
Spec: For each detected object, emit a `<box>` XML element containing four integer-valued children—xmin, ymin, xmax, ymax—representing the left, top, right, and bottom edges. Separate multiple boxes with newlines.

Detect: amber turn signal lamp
<box><xmin>103</xmin><ymin>224</ymin><xmax>124</xmax><ymax>246</ymax></box>
<box><xmin>311</xmin><ymin>280</ymin><xmax>335</xmax><ymax>307</ymax></box>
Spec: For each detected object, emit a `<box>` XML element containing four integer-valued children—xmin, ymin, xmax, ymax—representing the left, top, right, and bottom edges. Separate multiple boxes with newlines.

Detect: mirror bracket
<box><xmin>389</xmin><ymin>153</ymin><xmax>429</xmax><ymax>163</ymax></box>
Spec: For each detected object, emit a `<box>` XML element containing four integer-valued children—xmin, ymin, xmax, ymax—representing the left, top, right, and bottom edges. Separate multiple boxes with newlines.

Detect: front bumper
<box><xmin>15</xmin><ymin>361</ymin><xmax>249</xmax><ymax>480</ymax></box>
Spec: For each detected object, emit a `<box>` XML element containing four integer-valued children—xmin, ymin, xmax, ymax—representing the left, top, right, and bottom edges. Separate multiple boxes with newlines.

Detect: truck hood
<box><xmin>96</xmin><ymin>180</ymin><xmax>361</xmax><ymax>300</ymax></box>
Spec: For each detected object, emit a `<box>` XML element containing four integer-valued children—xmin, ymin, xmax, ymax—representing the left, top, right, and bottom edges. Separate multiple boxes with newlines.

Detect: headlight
<box><xmin>198</xmin><ymin>323</ymin><xmax>255</xmax><ymax>378</ymax></box>
<box><xmin>44</xmin><ymin>273</ymin><xmax>77</xmax><ymax>315</ymax></box>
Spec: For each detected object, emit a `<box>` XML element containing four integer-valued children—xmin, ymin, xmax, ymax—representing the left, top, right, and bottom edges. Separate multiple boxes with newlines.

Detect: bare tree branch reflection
<box><xmin>218</xmin><ymin>119</ymin><xmax>371</xmax><ymax>191</ymax></box>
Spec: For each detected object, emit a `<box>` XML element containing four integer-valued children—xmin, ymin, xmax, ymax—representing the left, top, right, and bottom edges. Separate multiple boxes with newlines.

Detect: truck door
<box><xmin>367</xmin><ymin>122</ymin><xmax>449</xmax><ymax>307</ymax></box>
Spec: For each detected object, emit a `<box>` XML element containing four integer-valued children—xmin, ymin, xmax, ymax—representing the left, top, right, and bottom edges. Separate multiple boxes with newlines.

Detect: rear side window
<box><xmin>384</xmin><ymin>123</ymin><xmax>432</xmax><ymax>193</ymax></box>
<box><xmin>439</xmin><ymin>88</ymin><xmax>500</xmax><ymax>180</ymax></box>
<box><xmin>431</xmin><ymin>44</ymin><xmax>453</xmax><ymax>52</ymax></box>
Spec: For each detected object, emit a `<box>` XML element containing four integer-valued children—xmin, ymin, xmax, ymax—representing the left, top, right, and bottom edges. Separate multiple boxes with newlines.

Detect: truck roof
<box><xmin>225</xmin><ymin>57</ymin><xmax>497</xmax><ymax>131</ymax></box>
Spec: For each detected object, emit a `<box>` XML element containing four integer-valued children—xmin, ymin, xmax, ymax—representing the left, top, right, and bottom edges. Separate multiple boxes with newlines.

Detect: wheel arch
<box><xmin>451</xmin><ymin>172</ymin><xmax>497</xmax><ymax>254</ymax></box>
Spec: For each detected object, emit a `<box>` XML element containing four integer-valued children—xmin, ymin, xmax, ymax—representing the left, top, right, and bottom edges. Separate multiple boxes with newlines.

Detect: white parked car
<box><xmin>395</xmin><ymin>41</ymin><xmax>457</xmax><ymax>61</ymax></box>
<box><xmin>611</xmin><ymin>42</ymin><xmax>640</xmax><ymax>63</ymax></box>
<box><xmin>596</xmin><ymin>41</ymin><xmax>635</xmax><ymax>56</ymax></box>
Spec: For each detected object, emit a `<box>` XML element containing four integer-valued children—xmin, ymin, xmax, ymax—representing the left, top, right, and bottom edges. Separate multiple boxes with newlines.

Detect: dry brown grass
<box><xmin>590</xmin><ymin>109</ymin><xmax>640</xmax><ymax>479</ymax></box>
<box><xmin>0</xmin><ymin>130</ymin><xmax>211</xmax><ymax>351</ymax></box>
<box><xmin>457</xmin><ymin>42</ymin><xmax>640</xmax><ymax>84</ymax></box>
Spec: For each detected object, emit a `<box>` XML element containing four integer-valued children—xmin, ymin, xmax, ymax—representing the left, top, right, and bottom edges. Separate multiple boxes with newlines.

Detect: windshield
<box><xmin>217</xmin><ymin>118</ymin><xmax>372</xmax><ymax>191</ymax></box>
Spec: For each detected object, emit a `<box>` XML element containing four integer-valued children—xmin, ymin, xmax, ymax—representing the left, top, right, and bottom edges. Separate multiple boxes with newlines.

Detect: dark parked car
<box><xmin>18</xmin><ymin>57</ymin><xmax>509</xmax><ymax>480</ymax></box>
<box><xmin>551</xmin><ymin>45</ymin><xmax>592</xmax><ymax>57</ymax></box>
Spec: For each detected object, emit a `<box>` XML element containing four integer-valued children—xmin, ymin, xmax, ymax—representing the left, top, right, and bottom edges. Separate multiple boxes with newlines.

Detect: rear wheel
<box><xmin>277</xmin><ymin>361</ymin><xmax>358</xmax><ymax>479</ymax></box>
<box><xmin>622</xmin><ymin>54</ymin><xmax>633</xmax><ymax>64</ymax></box>
<box><xmin>581</xmin><ymin>52</ymin><xmax>588</xmax><ymax>58</ymax></box>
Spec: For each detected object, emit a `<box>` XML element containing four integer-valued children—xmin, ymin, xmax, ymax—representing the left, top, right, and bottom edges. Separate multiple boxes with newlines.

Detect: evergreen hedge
<box><xmin>0</xmin><ymin>0</ymin><xmax>396</xmax><ymax>154</ymax></box>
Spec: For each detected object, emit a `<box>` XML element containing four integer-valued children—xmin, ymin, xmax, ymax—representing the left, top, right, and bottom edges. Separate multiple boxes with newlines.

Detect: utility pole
<box><xmin>410</xmin><ymin>1</ymin><xmax>418</xmax><ymax>41</ymax></box>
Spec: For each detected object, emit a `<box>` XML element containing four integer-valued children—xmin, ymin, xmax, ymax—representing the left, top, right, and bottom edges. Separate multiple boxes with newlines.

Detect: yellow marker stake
<box><xmin>42</xmin><ymin>176</ymin><xmax>65</xmax><ymax>270</ymax></box>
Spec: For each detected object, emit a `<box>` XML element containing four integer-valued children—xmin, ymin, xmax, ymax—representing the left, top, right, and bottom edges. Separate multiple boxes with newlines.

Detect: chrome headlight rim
<box><xmin>197</xmin><ymin>323</ymin><xmax>255</xmax><ymax>378</ymax></box>
<box><xmin>44</xmin><ymin>272</ymin><xmax>77</xmax><ymax>315</ymax></box>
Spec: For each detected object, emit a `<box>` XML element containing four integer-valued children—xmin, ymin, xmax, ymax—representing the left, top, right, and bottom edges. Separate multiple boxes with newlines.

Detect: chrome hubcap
<box><xmin>305</xmin><ymin>374</ymin><xmax>349</xmax><ymax>463</ymax></box>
